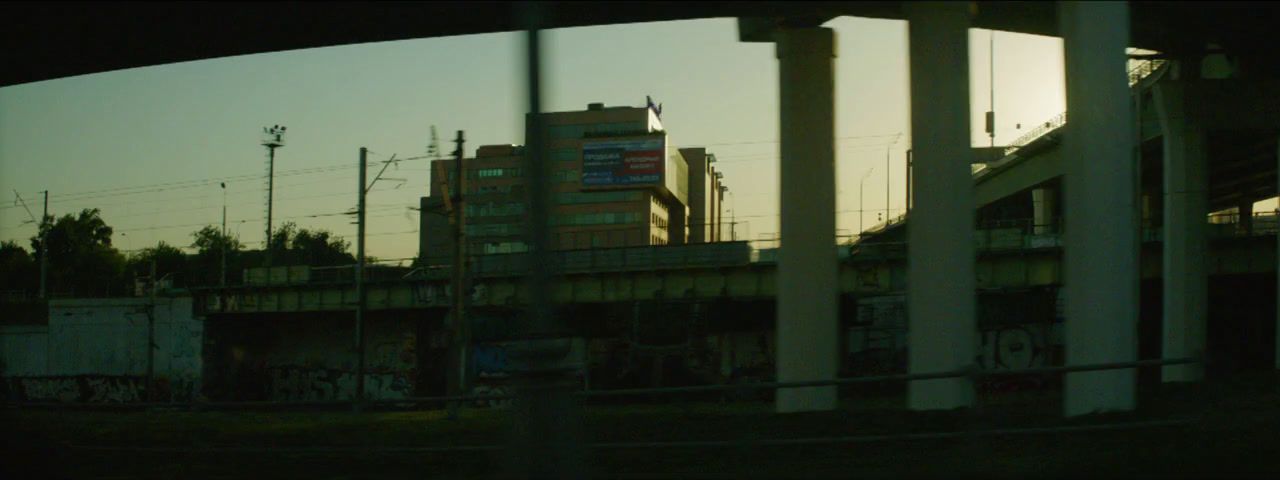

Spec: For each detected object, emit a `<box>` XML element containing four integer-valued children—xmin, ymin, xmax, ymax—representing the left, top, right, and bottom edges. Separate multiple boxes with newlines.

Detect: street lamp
<box><xmin>723</xmin><ymin>188</ymin><xmax>737</xmax><ymax>241</ymax></box>
<box><xmin>885</xmin><ymin>134</ymin><xmax>901</xmax><ymax>225</ymax></box>
<box><xmin>262</xmin><ymin>125</ymin><xmax>286</xmax><ymax>266</ymax></box>
<box><xmin>859</xmin><ymin>167</ymin><xmax>875</xmax><ymax>238</ymax></box>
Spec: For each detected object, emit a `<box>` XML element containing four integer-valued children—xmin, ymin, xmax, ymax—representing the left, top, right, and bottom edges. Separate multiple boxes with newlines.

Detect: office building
<box><xmin>419</xmin><ymin>101</ymin><xmax>728</xmax><ymax>265</ymax></box>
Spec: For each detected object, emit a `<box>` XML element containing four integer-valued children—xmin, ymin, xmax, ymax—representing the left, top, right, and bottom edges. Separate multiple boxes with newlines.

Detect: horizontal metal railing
<box><xmin>6</xmin><ymin>356</ymin><xmax>1200</xmax><ymax>410</ymax></box>
<box><xmin>29</xmin><ymin>356</ymin><xmax>1207</xmax><ymax>461</ymax></box>
<box><xmin>1001</xmin><ymin>58</ymin><xmax>1167</xmax><ymax>158</ymax></box>
<box><xmin>65</xmin><ymin>418</ymin><xmax>1194</xmax><ymax>454</ymax></box>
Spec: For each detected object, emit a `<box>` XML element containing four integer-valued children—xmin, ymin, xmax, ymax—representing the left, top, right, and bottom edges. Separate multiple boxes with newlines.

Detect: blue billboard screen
<box><xmin>582</xmin><ymin>139</ymin><xmax>665</xmax><ymax>187</ymax></box>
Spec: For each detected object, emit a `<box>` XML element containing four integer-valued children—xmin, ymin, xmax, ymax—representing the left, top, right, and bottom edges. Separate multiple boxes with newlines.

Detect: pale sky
<box><xmin>0</xmin><ymin>17</ymin><xmax>1069</xmax><ymax>263</ymax></box>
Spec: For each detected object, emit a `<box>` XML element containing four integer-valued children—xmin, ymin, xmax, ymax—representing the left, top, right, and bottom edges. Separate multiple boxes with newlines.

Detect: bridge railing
<box><xmin>1001</xmin><ymin>58</ymin><xmax>1168</xmax><ymax>158</ymax></box>
<box><xmin>1003</xmin><ymin>112</ymin><xmax>1068</xmax><ymax>157</ymax></box>
<box><xmin>1206</xmin><ymin>211</ymin><xmax>1279</xmax><ymax>237</ymax></box>
<box><xmin>1128</xmin><ymin>58</ymin><xmax>1167</xmax><ymax>86</ymax></box>
<box><xmin>452</xmin><ymin>241</ymin><xmax>757</xmax><ymax>278</ymax></box>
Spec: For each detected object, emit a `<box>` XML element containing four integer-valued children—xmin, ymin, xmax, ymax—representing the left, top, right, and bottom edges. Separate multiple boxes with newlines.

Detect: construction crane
<box><xmin>432</xmin><ymin>160</ymin><xmax>456</xmax><ymax>223</ymax></box>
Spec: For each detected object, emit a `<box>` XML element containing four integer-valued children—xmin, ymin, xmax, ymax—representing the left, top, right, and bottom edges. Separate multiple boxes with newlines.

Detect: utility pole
<box><xmin>350</xmin><ymin>147</ymin><xmax>400</xmax><ymax>411</ymax></box>
<box><xmin>262</xmin><ymin>125</ymin><xmax>286</xmax><ymax>267</ymax></box>
<box><xmin>906</xmin><ymin>150</ymin><xmax>913</xmax><ymax>214</ymax></box>
<box><xmin>146</xmin><ymin>259</ymin><xmax>157</xmax><ymax>402</ymax></box>
<box><xmin>860</xmin><ymin>167</ymin><xmax>874</xmax><ymax>237</ymax></box>
<box><xmin>40</xmin><ymin>190</ymin><xmax>48</xmax><ymax>299</ymax></box>
<box><xmin>220</xmin><ymin>182</ymin><xmax>228</xmax><ymax>287</ymax></box>
<box><xmin>885</xmin><ymin>146</ymin><xmax>892</xmax><ymax>225</ymax></box>
<box><xmin>446</xmin><ymin>130</ymin><xmax>468</xmax><ymax>417</ymax></box>
<box><xmin>13</xmin><ymin>189</ymin><xmax>50</xmax><ymax>299</ymax></box>
<box><xmin>355</xmin><ymin>147</ymin><xmax>368</xmax><ymax>410</ymax></box>
<box><xmin>725</xmin><ymin>189</ymin><xmax>737</xmax><ymax>242</ymax></box>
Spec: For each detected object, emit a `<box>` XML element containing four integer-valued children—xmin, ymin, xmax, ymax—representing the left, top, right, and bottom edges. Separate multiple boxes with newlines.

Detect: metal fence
<box><xmin>18</xmin><ymin>356</ymin><xmax>1205</xmax><ymax>460</ymax></box>
<box><xmin>10</xmin><ymin>357</ymin><xmax>1201</xmax><ymax>408</ymax></box>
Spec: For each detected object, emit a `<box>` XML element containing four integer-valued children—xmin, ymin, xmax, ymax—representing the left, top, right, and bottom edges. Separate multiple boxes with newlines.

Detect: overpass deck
<box><xmin>193</xmin><ymin>215</ymin><xmax>1276</xmax><ymax>316</ymax></box>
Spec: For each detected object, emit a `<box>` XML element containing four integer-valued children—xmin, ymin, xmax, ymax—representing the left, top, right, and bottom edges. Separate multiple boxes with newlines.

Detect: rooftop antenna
<box><xmin>427</xmin><ymin>125</ymin><xmax>443</xmax><ymax>160</ymax></box>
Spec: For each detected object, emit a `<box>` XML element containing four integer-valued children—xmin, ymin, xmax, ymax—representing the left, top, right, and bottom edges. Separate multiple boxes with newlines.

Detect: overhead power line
<box><xmin>12</xmin><ymin>134</ymin><xmax>903</xmax><ymax>207</ymax></box>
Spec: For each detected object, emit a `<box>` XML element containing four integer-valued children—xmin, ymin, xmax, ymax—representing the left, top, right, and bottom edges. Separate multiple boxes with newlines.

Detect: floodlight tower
<box><xmin>262</xmin><ymin>125</ymin><xmax>286</xmax><ymax>266</ymax></box>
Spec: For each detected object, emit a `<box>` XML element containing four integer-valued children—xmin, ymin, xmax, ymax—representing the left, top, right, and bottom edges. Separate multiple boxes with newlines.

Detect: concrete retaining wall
<box><xmin>1</xmin><ymin>297</ymin><xmax>202</xmax><ymax>403</ymax></box>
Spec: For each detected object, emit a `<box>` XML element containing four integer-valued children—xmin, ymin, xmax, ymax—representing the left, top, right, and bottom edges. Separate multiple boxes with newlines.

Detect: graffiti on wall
<box><xmin>978</xmin><ymin>325</ymin><xmax>1050</xmax><ymax>371</ymax></box>
<box><xmin>371</xmin><ymin>336</ymin><xmax>416</xmax><ymax>371</ymax></box>
<box><xmin>472</xmin><ymin>343</ymin><xmax>511</xmax><ymax>376</ymax></box>
<box><xmin>17</xmin><ymin>377</ymin><xmax>80</xmax><ymax>402</ymax></box>
<box><xmin>846</xmin><ymin>294</ymin><xmax>1062</xmax><ymax>391</ymax></box>
<box><xmin>3</xmin><ymin>375</ymin><xmax>196</xmax><ymax>403</ymax></box>
<box><xmin>264</xmin><ymin>366</ymin><xmax>413</xmax><ymax>401</ymax></box>
<box><xmin>467</xmin><ymin>340</ymin><xmax>585</xmax><ymax>407</ymax></box>
<box><xmin>84</xmin><ymin>377</ymin><xmax>141</xmax><ymax>402</ymax></box>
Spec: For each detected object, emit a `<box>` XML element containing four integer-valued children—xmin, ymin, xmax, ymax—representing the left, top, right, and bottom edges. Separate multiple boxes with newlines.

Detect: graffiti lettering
<box><xmin>4</xmin><ymin>376</ymin><xmax>180</xmax><ymax>403</ymax></box>
<box><xmin>86</xmin><ymin>377</ymin><xmax>141</xmax><ymax>403</ymax></box>
<box><xmin>264</xmin><ymin>366</ymin><xmax>412</xmax><ymax>401</ymax></box>
<box><xmin>19</xmin><ymin>377</ymin><xmax>79</xmax><ymax>402</ymax></box>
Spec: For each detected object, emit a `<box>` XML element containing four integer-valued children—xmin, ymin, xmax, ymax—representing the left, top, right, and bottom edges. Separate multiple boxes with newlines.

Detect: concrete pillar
<box><xmin>1033</xmin><ymin>187</ymin><xmax>1057</xmax><ymax>235</ymax></box>
<box><xmin>1154</xmin><ymin>79</ymin><xmax>1208</xmax><ymax>383</ymax></box>
<box><xmin>1060</xmin><ymin>1</ymin><xmax>1139</xmax><ymax>416</ymax></box>
<box><xmin>775</xmin><ymin>27</ymin><xmax>838</xmax><ymax>413</ymax></box>
<box><xmin>905</xmin><ymin>2</ymin><xmax>976</xmax><ymax>411</ymax></box>
<box><xmin>1238</xmin><ymin>201</ymin><xmax>1253</xmax><ymax>236</ymax></box>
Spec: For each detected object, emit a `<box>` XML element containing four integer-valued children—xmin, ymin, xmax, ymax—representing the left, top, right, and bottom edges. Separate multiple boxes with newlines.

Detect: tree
<box><xmin>31</xmin><ymin>208</ymin><xmax>126</xmax><ymax>296</ymax></box>
<box><xmin>191</xmin><ymin>225</ymin><xmax>243</xmax><ymax>286</ymax></box>
<box><xmin>267</xmin><ymin>221</ymin><xmax>354</xmax><ymax>266</ymax></box>
<box><xmin>0</xmin><ymin>240</ymin><xmax>37</xmax><ymax>294</ymax></box>
<box><xmin>126</xmin><ymin>241</ymin><xmax>187</xmax><ymax>287</ymax></box>
<box><xmin>192</xmin><ymin>225</ymin><xmax>243</xmax><ymax>254</ymax></box>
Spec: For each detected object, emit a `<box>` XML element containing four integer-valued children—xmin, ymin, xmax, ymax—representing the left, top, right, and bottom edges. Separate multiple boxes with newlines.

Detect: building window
<box><xmin>553</xmin><ymin>212</ymin><xmax>643</xmax><ymax>226</ymax></box>
<box><xmin>465</xmin><ymin>223</ymin><xmax>523</xmax><ymax>236</ymax></box>
<box><xmin>480</xmin><ymin>241</ymin><xmax>528</xmax><ymax>254</ymax></box>
<box><xmin>554</xmin><ymin>169</ymin><xmax>579</xmax><ymax>183</ymax></box>
<box><xmin>549</xmin><ymin>121</ymin><xmax>648</xmax><ymax>140</ymax></box>
<box><xmin>556</xmin><ymin>191</ymin><xmax>643</xmax><ymax>205</ymax></box>
<box><xmin>550</xmin><ymin>124</ymin><xmax>581</xmax><ymax>140</ymax></box>
<box><xmin>466</xmin><ymin>202</ymin><xmax>525</xmax><ymax>217</ymax></box>
<box><xmin>472</xmin><ymin>168</ymin><xmax>522</xmax><ymax>179</ymax></box>
<box><xmin>551</xmin><ymin>148</ymin><xmax>577</xmax><ymax>162</ymax></box>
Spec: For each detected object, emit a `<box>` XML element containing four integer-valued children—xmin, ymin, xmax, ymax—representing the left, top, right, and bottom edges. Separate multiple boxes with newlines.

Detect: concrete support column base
<box><xmin>905</xmin><ymin>1</ymin><xmax>977</xmax><ymax>411</ymax></box>
<box><xmin>1060</xmin><ymin>0</ymin><xmax>1139</xmax><ymax>416</ymax></box>
<box><xmin>1155</xmin><ymin>79</ymin><xmax>1208</xmax><ymax>383</ymax></box>
<box><xmin>774</xmin><ymin>27</ymin><xmax>838</xmax><ymax>414</ymax></box>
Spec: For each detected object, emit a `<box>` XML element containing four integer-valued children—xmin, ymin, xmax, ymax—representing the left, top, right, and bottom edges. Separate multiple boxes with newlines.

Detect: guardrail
<box><xmin>415</xmin><ymin>241</ymin><xmax>757</xmax><ymax>279</ymax></box>
<box><xmin>16</xmin><ymin>357</ymin><xmax>1206</xmax><ymax>460</ymax></box>
<box><xmin>1003</xmin><ymin>112</ymin><xmax>1068</xmax><ymax>157</ymax></box>
<box><xmin>1206</xmin><ymin>211</ymin><xmax>1280</xmax><ymax>237</ymax></box>
<box><xmin>1001</xmin><ymin>58</ymin><xmax>1167</xmax><ymax>158</ymax></box>
<box><xmin>8</xmin><ymin>356</ymin><xmax>1200</xmax><ymax>409</ymax></box>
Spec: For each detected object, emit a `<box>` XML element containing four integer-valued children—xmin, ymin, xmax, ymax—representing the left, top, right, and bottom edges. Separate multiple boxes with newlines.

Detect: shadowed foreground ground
<box><xmin>2</xmin><ymin>375</ymin><xmax>1278</xmax><ymax>479</ymax></box>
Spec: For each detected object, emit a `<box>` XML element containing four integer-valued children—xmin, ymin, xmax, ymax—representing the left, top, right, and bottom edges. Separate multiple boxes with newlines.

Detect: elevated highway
<box><xmin>194</xmin><ymin>220</ymin><xmax>1276</xmax><ymax>316</ymax></box>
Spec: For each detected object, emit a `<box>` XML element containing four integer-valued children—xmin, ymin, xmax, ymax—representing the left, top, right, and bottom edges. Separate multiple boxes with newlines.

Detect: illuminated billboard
<box><xmin>581</xmin><ymin>138</ymin><xmax>665</xmax><ymax>188</ymax></box>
